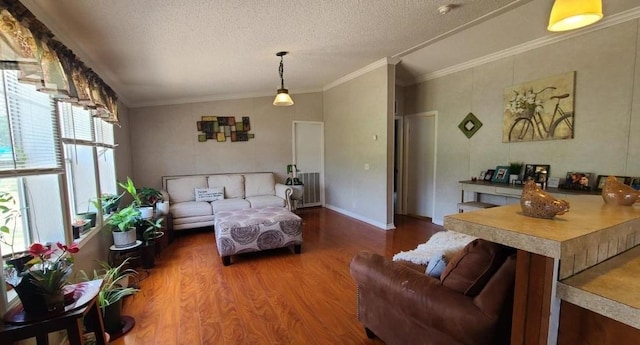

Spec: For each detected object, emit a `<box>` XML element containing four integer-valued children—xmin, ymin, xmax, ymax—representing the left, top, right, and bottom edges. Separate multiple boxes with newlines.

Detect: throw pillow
<box><xmin>425</xmin><ymin>250</ymin><xmax>447</xmax><ymax>278</ymax></box>
<box><xmin>195</xmin><ymin>187</ymin><xmax>224</xmax><ymax>202</ymax></box>
<box><xmin>440</xmin><ymin>239</ymin><xmax>509</xmax><ymax>296</ymax></box>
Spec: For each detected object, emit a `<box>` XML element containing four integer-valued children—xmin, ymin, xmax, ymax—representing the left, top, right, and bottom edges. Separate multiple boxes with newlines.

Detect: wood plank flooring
<box><xmin>111</xmin><ymin>207</ymin><xmax>442</xmax><ymax>345</ymax></box>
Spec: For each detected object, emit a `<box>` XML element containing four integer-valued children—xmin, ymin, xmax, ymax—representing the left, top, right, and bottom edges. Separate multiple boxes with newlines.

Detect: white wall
<box><xmin>404</xmin><ymin>19</ymin><xmax>640</xmax><ymax>224</ymax></box>
<box><xmin>323</xmin><ymin>64</ymin><xmax>395</xmax><ymax>229</ymax></box>
<box><xmin>128</xmin><ymin>92</ymin><xmax>323</xmax><ymax>189</ymax></box>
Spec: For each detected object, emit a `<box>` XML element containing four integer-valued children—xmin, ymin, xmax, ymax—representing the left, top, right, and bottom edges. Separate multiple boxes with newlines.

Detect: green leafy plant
<box><xmin>141</xmin><ymin>217</ymin><xmax>164</xmax><ymax>244</ymax></box>
<box><xmin>137</xmin><ymin>187</ymin><xmax>163</xmax><ymax>207</ymax></box>
<box><xmin>106</xmin><ymin>205</ymin><xmax>141</xmax><ymax>232</ymax></box>
<box><xmin>80</xmin><ymin>258</ymin><xmax>139</xmax><ymax>310</ymax></box>
<box><xmin>118</xmin><ymin>177</ymin><xmax>142</xmax><ymax>207</ymax></box>
<box><xmin>509</xmin><ymin>162</ymin><xmax>525</xmax><ymax>176</ymax></box>
<box><xmin>91</xmin><ymin>194</ymin><xmax>122</xmax><ymax>215</ymax></box>
<box><xmin>0</xmin><ymin>191</ymin><xmax>24</xmax><ymax>258</ymax></box>
<box><xmin>5</xmin><ymin>242</ymin><xmax>79</xmax><ymax>294</ymax></box>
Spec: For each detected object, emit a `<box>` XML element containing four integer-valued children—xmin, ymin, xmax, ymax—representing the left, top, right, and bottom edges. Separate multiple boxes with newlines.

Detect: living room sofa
<box><xmin>161</xmin><ymin>172</ymin><xmax>293</xmax><ymax>231</ymax></box>
<box><xmin>350</xmin><ymin>239</ymin><xmax>516</xmax><ymax>345</ymax></box>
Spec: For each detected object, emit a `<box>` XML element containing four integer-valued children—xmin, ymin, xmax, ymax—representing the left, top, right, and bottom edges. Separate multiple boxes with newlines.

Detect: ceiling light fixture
<box><xmin>547</xmin><ymin>0</ymin><xmax>603</xmax><ymax>32</ymax></box>
<box><xmin>437</xmin><ymin>5</ymin><xmax>452</xmax><ymax>15</ymax></box>
<box><xmin>273</xmin><ymin>51</ymin><xmax>294</xmax><ymax>106</ymax></box>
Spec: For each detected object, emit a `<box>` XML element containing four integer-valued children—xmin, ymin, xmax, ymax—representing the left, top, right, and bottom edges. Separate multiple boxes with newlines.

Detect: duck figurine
<box><xmin>520</xmin><ymin>180</ymin><xmax>570</xmax><ymax>219</ymax></box>
<box><xmin>602</xmin><ymin>175</ymin><xmax>640</xmax><ymax>206</ymax></box>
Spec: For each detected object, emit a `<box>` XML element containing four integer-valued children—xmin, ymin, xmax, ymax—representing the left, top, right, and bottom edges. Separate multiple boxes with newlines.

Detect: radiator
<box><xmin>298</xmin><ymin>172</ymin><xmax>321</xmax><ymax>207</ymax></box>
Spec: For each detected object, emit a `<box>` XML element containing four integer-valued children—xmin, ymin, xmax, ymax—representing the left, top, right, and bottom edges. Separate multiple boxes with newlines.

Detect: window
<box><xmin>0</xmin><ymin>71</ymin><xmax>117</xmax><ymax>309</ymax></box>
<box><xmin>59</xmin><ymin>103</ymin><xmax>117</xmax><ymax>220</ymax></box>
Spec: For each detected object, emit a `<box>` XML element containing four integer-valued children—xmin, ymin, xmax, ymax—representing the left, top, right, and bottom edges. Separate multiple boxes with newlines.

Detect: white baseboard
<box><xmin>324</xmin><ymin>204</ymin><xmax>394</xmax><ymax>230</ymax></box>
<box><xmin>432</xmin><ymin>218</ymin><xmax>444</xmax><ymax>226</ymax></box>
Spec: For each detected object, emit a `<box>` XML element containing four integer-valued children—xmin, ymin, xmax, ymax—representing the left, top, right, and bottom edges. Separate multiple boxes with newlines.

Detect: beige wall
<box><xmin>324</xmin><ymin>64</ymin><xmax>394</xmax><ymax>228</ymax></box>
<box><xmin>128</xmin><ymin>92</ymin><xmax>323</xmax><ymax>189</ymax></box>
<box><xmin>404</xmin><ymin>20</ymin><xmax>640</xmax><ymax>224</ymax></box>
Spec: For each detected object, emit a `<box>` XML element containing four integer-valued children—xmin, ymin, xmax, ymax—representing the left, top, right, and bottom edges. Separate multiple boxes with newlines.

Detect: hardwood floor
<box><xmin>111</xmin><ymin>207</ymin><xmax>442</xmax><ymax>345</ymax></box>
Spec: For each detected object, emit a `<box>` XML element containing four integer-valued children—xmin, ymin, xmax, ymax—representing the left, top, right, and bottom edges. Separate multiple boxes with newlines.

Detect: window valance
<box><xmin>0</xmin><ymin>0</ymin><xmax>118</xmax><ymax>124</ymax></box>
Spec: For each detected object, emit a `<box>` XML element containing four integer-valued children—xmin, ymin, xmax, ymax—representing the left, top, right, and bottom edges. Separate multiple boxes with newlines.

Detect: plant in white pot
<box><xmin>106</xmin><ymin>205</ymin><xmax>141</xmax><ymax>248</ymax></box>
<box><xmin>118</xmin><ymin>177</ymin><xmax>154</xmax><ymax>219</ymax></box>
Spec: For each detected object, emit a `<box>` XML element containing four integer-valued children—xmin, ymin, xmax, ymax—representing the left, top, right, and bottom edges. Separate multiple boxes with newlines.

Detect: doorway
<box><xmin>292</xmin><ymin>121</ymin><xmax>324</xmax><ymax>208</ymax></box>
<box><xmin>403</xmin><ymin>112</ymin><xmax>437</xmax><ymax>219</ymax></box>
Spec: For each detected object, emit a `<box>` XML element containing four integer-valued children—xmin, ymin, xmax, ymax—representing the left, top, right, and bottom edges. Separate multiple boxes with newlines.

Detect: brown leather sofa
<box><xmin>349</xmin><ymin>239</ymin><xmax>516</xmax><ymax>345</ymax></box>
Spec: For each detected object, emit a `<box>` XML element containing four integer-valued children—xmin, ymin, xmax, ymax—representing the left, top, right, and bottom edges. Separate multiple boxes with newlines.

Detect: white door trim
<box><xmin>403</xmin><ymin>111</ymin><xmax>438</xmax><ymax>219</ymax></box>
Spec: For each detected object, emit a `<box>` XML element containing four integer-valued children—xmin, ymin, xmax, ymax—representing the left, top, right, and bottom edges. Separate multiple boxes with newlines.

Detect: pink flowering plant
<box><xmin>5</xmin><ymin>242</ymin><xmax>79</xmax><ymax>294</ymax></box>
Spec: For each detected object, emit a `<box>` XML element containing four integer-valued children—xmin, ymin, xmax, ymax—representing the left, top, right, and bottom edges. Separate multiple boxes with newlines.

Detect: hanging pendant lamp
<box><xmin>547</xmin><ymin>0</ymin><xmax>603</xmax><ymax>32</ymax></box>
<box><xmin>273</xmin><ymin>51</ymin><xmax>294</xmax><ymax>106</ymax></box>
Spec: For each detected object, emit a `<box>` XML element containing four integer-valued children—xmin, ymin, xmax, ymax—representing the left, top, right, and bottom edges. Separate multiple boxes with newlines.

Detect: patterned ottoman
<box><xmin>214</xmin><ymin>207</ymin><xmax>303</xmax><ymax>266</ymax></box>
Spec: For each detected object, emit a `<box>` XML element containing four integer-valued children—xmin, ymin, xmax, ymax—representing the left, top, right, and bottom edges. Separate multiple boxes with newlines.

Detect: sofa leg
<box><xmin>221</xmin><ymin>256</ymin><xmax>231</xmax><ymax>266</ymax></box>
<box><xmin>294</xmin><ymin>244</ymin><xmax>302</xmax><ymax>254</ymax></box>
<box><xmin>365</xmin><ymin>327</ymin><xmax>376</xmax><ymax>339</ymax></box>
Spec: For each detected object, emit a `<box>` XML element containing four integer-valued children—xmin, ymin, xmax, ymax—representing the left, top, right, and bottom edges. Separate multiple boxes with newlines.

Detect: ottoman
<box><xmin>214</xmin><ymin>207</ymin><xmax>303</xmax><ymax>266</ymax></box>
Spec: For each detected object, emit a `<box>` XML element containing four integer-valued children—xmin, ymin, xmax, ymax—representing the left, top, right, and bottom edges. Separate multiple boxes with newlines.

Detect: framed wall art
<box><xmin>503</xmin><ymin>72</ymin><xmax>575</xmax><ymax>143</ymax></box>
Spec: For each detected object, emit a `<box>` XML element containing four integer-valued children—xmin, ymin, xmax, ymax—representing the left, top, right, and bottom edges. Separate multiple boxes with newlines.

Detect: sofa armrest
<box><xmin>350</xmin><ymin>251</ymin><xmax>496</xmax><ymax>343</ymax></box>
<box><xmin>275</xmin><ymin>183</ymin><xmax>293</xmax><ymax>211</ymax></box>
<box><xmin>160</xmin><ymin>190</ymin><xmax>170</xmax><ymax>204</ymax></box>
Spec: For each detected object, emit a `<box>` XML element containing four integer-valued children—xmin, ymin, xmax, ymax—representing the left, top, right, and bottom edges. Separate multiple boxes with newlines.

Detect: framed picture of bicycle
<box><xmin>502</xmin><ymin>71</ymin><xmax>575</xmax><ymax>143</ymax></box>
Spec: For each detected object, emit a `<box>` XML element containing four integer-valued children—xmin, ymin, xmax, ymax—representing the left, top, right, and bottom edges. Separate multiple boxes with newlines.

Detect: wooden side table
<box><xmin>0</xmin><ymin>279</ymin><xmax>106</xmax><ymax>345</ymax></box>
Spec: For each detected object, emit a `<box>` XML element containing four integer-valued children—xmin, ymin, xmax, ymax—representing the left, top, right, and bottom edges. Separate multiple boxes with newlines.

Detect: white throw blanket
<box><xmin>392</xmin><ymin>231</ymin><xmax>477</xmax><ymax>265</ymax></box>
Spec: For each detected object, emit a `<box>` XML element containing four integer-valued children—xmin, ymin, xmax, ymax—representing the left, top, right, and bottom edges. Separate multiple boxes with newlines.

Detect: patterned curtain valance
<box><xmin>0</xmin><ymin>0</ymin><xmax>118</xmax><ymax>124</ymax></box>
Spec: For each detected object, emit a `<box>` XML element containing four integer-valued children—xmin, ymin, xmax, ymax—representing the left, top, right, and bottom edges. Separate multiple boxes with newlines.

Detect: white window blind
<box><xmin>59</xmin><ymin>102</ymin><xmax>94</xmax><ymax>143</ymax></box>
<box><xmin>0</xmin><ymin>70</ymin><xmax>61</xmax><ymax>174</ymax></box>
<box><xmin>94</xmin><ymin>117</ymin><xmax>114</xmax><ymax>147</ymax></box>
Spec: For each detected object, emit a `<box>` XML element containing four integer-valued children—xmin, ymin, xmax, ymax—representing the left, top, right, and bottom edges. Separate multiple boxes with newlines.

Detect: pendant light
<box><xmin>547</xmin><ymin>0</ymin><xmax>603</xmax><ymax>32</ymax></box>
<box><xmin>273</xmin><ymin>51</ymin><xmax>294</xmax><ymax>106</ymax></box>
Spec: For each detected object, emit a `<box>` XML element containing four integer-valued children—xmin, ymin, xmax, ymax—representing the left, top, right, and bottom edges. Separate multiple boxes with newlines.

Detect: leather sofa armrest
<box><xmin>275</xmin><ymin>183</ymin><xmax>293</xmax><ymax>211</ymax></box>
<box><xmin>350</xmin><ymin>251</ymin><xmax>495</xmax><ymax>341</ymax></box>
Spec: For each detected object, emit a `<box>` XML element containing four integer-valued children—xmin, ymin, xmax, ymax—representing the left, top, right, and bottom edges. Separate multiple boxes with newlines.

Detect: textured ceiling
<box><xmin>18</xmin><ymin>0</ymin><xmax>640</xmax><ymax>108</ymax></box>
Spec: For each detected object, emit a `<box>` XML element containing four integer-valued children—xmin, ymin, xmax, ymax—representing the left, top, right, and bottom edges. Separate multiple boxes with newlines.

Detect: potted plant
<box><xmin>80</xmin><ymin>258</ymin><xmax>139</xmax><ymax>334</ymax></box>
<box><xmin>98</xmin><ymin>193</ymin><xmax>122</xmax><ymax>215</ymax></box>
<box><xmin>0</xmin><ymin>191</ymin><xmax>31</xmax><ymax>271</ymax></box>
<box><xmin>106</xmin><ymin>205</ymin><xmax>141</xmax><ymax>248</ymax></box>
<box><xmin>137</xmin><ymin>187</ymin><xmax>163</xmax><ymax>208</ymax></box>
<box><xmin>138</xmin><ymin>217</ymin><xmax>164</xmax><ymax>268</ymax></box>
<box><xmin>509</xmin><ymin>161</ymin><xmax>525</xmax><ymax>182</ymax></box>
<box><xmin>118</xmin><ymin>177</ymin><xmax>154</xmax><ymax>219</ymax></box>
<box><xmin>285</xmin><ymin>164</ymin><xmax>304</xmax><ymax>209</ymax></box>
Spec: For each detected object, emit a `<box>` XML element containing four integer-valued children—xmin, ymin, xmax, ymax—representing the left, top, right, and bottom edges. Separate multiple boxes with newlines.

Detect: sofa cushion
<box><xmin>166</xmin><ymin>176</ymin><xmax>208</xmax><ymax>203</ymax></box>
<box><xmin>195</xmin><ymin>187</ymin><xmax>224</xmax><ymax>202</ymax></box>
<box><xmin>208</xmin><ymin>174</ymin><xmax>244</xmax><ymax>199</ymax></box>
<box><xmin>440</xmin><ymin>239</ymin><xmax>508</xmax><ymax>296</ymax></box>
<box><xmin>244</xmin><ymin>173</ymin><xmax>275</xmax><ymax>197</ymax></box>
<box><xmin>211</xmin><ymin>198</ymin><xmax>251</xmax><ymax>214</ymax></box>
<box><xmin>170</xmin><ymin>201</ymin><xmax>213</xmax><ymax>219</ymax></box>
<box><xmin>173</xmin><ymin>214</ymin><xmax>216</xmax><ymax>225</ymax></box>
<box><xmin>246</xmin><ymin>195</ymin><xmax>286</xmax><ymax>209</ymax></box>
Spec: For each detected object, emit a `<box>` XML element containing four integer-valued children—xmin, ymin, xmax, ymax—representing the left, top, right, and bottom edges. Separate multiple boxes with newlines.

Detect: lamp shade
<box><xmin>548</xmin><ymin>0</ymin><xmax>602</xmax><ymax>32</ymax></box>
<box><xmin>273</xmin><ymin>89</ymin><xmax>294</xmax><ymax>106</ymax></box>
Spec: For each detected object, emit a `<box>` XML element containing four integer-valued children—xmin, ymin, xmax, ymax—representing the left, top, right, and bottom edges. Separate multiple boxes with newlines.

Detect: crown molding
<box><xmin>323</xmin><ymin>57</ymin><xmax>399</xmax><ymax>91</ymax></box>
<box><xmin>129</xmin><ymin>89</ymin><xmax>323</xmax><ymax>108</ymax></box>
<box><xmin>410</xmin><ymin>6</ymin><xmax>640</xmax><ymax>85</ymax></box>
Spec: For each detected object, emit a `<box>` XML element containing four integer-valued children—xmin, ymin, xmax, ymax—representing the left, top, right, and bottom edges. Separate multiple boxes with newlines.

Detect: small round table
<box><xmin>0</xmin><ymin>279</ymin><xmax>107</xmax><ymax>345</ymax></box>
<box><xmin>108</xmin><ymin>240</ymin><xmax>142</xmax><ymax>267</ymax></box>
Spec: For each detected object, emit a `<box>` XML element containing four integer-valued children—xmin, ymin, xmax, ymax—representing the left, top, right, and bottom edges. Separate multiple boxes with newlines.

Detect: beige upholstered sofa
<box><xmin>161</xmin><ymin>172</ymin><xmax>293</xmax><ymax>231</ymax></box>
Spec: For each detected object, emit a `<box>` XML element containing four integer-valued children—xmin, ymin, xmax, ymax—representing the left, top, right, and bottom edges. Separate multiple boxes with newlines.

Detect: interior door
<box><xmin>404</xmin><ymin>113</ymin><xmax>436</xmax><ymax>218</ymax></box>
<box><xmin>293</xmin><ymin>121</ymin><xmax>324</xmax><ymax>207</ymax></box>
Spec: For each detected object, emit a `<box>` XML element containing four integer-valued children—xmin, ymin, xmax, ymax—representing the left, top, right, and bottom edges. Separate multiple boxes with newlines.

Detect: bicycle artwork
<box><xmin>502</xmin><ymin>72</ymin><xmax>575</xmax><ymax>143</ymax></box>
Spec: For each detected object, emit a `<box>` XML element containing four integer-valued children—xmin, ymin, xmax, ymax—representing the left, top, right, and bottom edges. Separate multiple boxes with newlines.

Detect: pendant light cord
<box><xmin>279</xmin><ymin>56</ymin><xmax>285</xmax><ymax>89</ymax></box>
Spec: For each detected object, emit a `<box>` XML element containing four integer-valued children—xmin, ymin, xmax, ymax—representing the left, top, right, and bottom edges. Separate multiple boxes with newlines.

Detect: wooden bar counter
<box><xmin>444</xmin><ymin>195</ymin><xmax>640</xmax><ymax>345</ymax></box>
